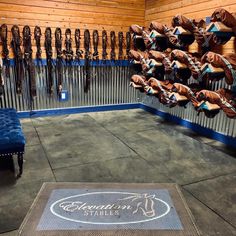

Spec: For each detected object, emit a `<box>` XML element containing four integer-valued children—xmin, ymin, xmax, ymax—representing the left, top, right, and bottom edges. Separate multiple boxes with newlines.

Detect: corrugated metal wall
<box><xmin>0</xmin><ymin>63</ymin><xmax>141</xmax><ymax>111</ymax></box>
<box><xmin>1</xmin><ymin>62</ymin><xmax>235</xmax><ymax>138</ymax></box>
<box><xmin>142</xmin><ymin>77</ymin><xmax>236</xmax><ymax>138</ymax></box>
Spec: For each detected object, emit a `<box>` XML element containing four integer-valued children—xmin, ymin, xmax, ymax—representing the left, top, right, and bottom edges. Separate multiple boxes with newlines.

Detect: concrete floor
<box><xmin>0</xmin><ymin>109</ymin><xmax>236</xmax><ymax>236</ymax></box>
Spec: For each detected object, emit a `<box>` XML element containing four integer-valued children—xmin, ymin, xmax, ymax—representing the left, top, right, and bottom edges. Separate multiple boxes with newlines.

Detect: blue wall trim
<box><xmin>17</xmin><ymin>103</ymin><xmax>140</xmax><ymax>119</ymax></box>
<box><xmin>140</xmin><ymin>104</ymin><xmax>236</xmax><ymax>149</ymax></box>
<box><xmin>4</xmin><ymin>59</ymin><xmax>131</xmax><ymax>67</ymax></box>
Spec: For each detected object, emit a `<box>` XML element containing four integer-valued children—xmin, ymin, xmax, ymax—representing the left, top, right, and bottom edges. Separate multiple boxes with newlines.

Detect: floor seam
<box><xmin>32</xmin><ymin>122</ymin><xmax>57</xmax><ymax>182</ymax></box>
<box><xmin>182</xmin><ymin>171</ymin><xmax>236</xmax><ymax>187</ymax></box>
<box><xmin>51</xmin><ymin>155</ymin><xmax>138</xmax><ymax>171</ymax></box>
<box><xmin>88</xmin><ymin>115</ymin><xmax>153</xmax><ymax>165</ymax></box>
<box><xmin>183</xmin><ymin>187</ymin><xmax>236</xmax><ymax>230</ymax></box>
<box><xmin>87</xmin><ymin>114</ymin><xmax>172</xmax><ymax>182</ymax></box>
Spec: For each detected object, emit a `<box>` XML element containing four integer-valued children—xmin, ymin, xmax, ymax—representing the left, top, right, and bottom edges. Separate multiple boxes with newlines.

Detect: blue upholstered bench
<box><xmin>0</xmin><ymin>108</ymin><xmax>25</xmax><ymax>177</ymax></box>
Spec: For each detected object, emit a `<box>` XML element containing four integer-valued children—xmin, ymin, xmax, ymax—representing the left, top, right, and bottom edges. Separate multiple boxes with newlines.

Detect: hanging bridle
<box><xmin>0</xmin><ymin>24</ymin><xmax>10</xmax><ymax>78</ymax></box>
<box><xmin>118</xmin><ymin>32</ymin><xmax>124</xmax><ymax>60</ymax></box>
<box><xmin>44</xmin><ymin>27</ymin><xmax>53</xmax><ymax>95</ymax></box>
<box><xmin>126</xmin><ymin>31</ymin><xmax>131</xmax><ymax>60</ymax></box>
<box><xmin>84</xmin><ymin>29</ymin><xmax>91</xmax><ymax>93</ymax></box>
<box><xmin>55</xmin><ymin>27</ymin><xmax>63</xmax><ymax>95</ymax></box>
<box><xmin>92</xmin><ymin>30</ymin><xmax>99</xmax><ymax>60</ymax></box>
<box><xmin>102</xmin><ymin>30</ymin><xmax>108</xmax><ymax>61</ymax></box>
<box><xmin>110</xmin><ymin>31</ymin><xmax>116</xmax><ymax>60</ymax></box>
<box><xmin>64</xmin><ymin>28</ymin><xmax>73</xmax><ymax>63</ymax></box>
<box><xmin>11</xmin><ymin>25</ymin><xmax>24</xmax><ymax>94</ymax></box>
<box><xmin>23</xmin><ymin>25</ymin><xmax>36</xmax><ymax>101</ymax></box>
<box><xmin>0</xmin><ymin>57</ymin><xmax>4</xmax><ymax>97</ymax></box>
<box><xmin>55</xmin><ymin>28</ymin><xmax>62</xmax><ymax>59</ymax></box>
<box><xmin>34</xmin><ymin>26</ymin><xmax>42</xmax><ymax>60</ymax></box>
<box><xmin>23</xmin><ymin>26</ymin><xmax>33</xmax><ymax>64</ymax></box>
<box><xmin>34</xmin><ymin>26</ymin><xmax>43</xmax><ymax>72</ymax></box>
<box><xmin>75</xmin><ymin>29</ymin><xmax>83</xmax><ymax>61</ymax></box>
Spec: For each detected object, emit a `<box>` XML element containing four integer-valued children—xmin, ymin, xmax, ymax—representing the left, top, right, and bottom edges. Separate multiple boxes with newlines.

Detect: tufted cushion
<box><xmin>0</xmin><ymin>108</ymin><xmax>25</xmax><ymax>155</ymax></box>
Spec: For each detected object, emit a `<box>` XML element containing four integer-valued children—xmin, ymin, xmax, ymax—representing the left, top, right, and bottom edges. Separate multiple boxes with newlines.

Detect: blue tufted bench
<box><xmin>0</xmin><ymin>108</ymin><xmax>26</xmax><ymax>177</ymax></box>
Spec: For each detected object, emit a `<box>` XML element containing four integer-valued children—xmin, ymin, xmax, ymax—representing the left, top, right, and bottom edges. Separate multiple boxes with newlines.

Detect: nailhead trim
<box><xmin>0</xmin><ymin>151</ymin><xmax>24</xmax><ymax>157</ymax></box>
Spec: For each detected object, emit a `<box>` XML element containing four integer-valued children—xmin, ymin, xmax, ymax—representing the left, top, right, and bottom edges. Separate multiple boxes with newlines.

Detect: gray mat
<box><xmin>37</xmin><ymin>188</ymin><xmax>182</xmax><ymax>230</ymax></box>
<box><xmin>18</xmin><ymin>183</ymin><xmax>200</xmax><ymax>236</ymax></box>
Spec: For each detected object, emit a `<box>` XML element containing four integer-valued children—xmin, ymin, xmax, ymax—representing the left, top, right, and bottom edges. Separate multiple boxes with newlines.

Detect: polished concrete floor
<box><xmin>0</xmin><ymin>109</ymin><xmax>236</xmax><ymax>236</ymax></box>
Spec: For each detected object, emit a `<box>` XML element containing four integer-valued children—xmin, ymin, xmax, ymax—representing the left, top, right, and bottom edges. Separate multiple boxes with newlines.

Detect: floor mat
<box><xmin>18</xmin><ymin>182</ymin><xmax>200</xmax><ymax>235</ymax></box>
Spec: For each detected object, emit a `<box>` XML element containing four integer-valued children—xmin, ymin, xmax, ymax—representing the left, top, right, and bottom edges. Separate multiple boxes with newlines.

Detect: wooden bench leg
<box><xmin>17</xmin><ymin>153</ymin><xmax>24</xmax><ymax>178</ymax></box>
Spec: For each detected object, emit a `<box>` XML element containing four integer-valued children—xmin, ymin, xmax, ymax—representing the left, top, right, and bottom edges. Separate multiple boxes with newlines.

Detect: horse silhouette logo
<box><xmin>119</xmin><ymin>193</ymin><xmax>156</xmax><ymax>218</ymax></box>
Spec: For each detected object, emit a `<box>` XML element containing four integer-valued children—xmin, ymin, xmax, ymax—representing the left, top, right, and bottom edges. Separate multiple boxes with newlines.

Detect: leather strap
<box><xmin>84</xmin><ymin>29</ymin><xmax>91</xmax><ymax>92</ymax></box>
<box><xmin>11</xmin><ymin>25</ymin><xmax>24</xmax><ymax>94</ymax></box>
<box><xmin>110</xmin><ymin>31</ymin><xmax>116</xmax><ymax>60</ymax></box>
<box><xmin>44</xmin><ymin>27</ymin><xmax>53</xmax><ymax>95</ymax></box>
<box><xmin>75</xmin><ymin>29</ymin><xmax>83</xmax><ymax>61</ymax></box>
<box><xmin>126</xmin><ymin>32</ymin><xmax>131</xmax><ymax>59</ymax></box>
<box><xmin>0</xmin><ymin>58</ymin><xmax>4</xmax><ymax>96</ymax></box>
<box><xmin>64</xmin><ymin>28</ymin><xmax>73</xmax><ymax>63</ymax></box>
<box><xmin>23</xmin><ymin>25</ymin><xmax>36</xmax><ymax>100</ymax></box>
<box><xmin>34</xmin><ymin>26</ymin><xmax>42</xmax><ymax>60</ymax></box>
<box><xmin>118</xmin><ymin>32</ymin><xmax>123</xmax><ymax>60</ymax></box>
<box><xmin>55</xmin><ymin>27</ymin><xmax>63</xmax><ymax>95</ymax></box>
<box><xmin>0</xmin><ymin>24</ymin><xmax>10</xmax><ymax>78</ymax></box>
<box><xmin>102</xmin><ymin>30</ymin><xmax>108</xmax><ymax>60</ymax></box>
<box><xmin>92</xmin><ymin>30</ymin><xmax>99</xmax><ymax>60</ymax></box>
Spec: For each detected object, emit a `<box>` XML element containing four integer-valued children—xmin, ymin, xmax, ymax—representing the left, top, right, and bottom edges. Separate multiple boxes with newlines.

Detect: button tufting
<box><xmin>0</xmin><ymin>108</ymin><xmax>25</xmax><ymax>154</ymax></box>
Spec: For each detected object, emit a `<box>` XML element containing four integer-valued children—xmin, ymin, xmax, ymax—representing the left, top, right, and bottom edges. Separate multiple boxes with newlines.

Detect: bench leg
<box><xmin>17</xmin><ymin>153</ymin><xmax>24</xmax><ymax>178</ymax></box>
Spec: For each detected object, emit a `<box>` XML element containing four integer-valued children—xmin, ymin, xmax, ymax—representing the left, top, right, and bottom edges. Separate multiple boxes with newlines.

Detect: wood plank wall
<box><xmin>0</xmin><ymin>0</ymin><xmax>145</xmax><ymax>59</ymax></box>
<box><xmin>145</xmin><ymin>0</ymin><xmax>236</xmax><ymax>54</ymax></box>
<box><xmin>1</xmin><ymin>0</ymin><xmax>235</xmax><ymax>58</ymax></box>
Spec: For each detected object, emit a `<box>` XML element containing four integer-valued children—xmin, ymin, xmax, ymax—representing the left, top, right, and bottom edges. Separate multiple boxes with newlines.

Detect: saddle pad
<box><xmin>18</xmin><ymin>182</ymin><xmax>200</xmax><ymax>236</ymax></box>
